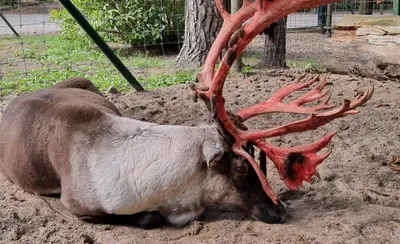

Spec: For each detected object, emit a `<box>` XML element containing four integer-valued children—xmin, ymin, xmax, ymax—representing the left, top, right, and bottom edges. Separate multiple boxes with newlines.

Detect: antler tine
<box><xmin>237</xmin><ymin>75</ymin><xmax>336</xmax><ymax>121</ymax></box>
<box><xmin>215</xmin><ymin>0</ymin><xmax>230</xmax><ymax>20</ymax></box>
<box><xmin>319</xmin><ymin>85</ymin><xmax>374</xmax><ymax>117</ymax></box>
<box><xmin>351</xmin><ymin>85</ymin><xmax>374</xmax><ymax>109</ymax></box>
<box><xmin>256</xmin><ymin>132</ymin><xmax>336</xmax><ymax>190</ymax></box>
<box><xmin>295</xmin><ymin>77</ymin><xmax>330</xmax><ymax>105</ymax></box>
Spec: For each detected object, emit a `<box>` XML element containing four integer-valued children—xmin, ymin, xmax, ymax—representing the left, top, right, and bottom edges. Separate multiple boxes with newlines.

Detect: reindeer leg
<box><xmin>80</xmin><ymin>211</ymin><xmax>166</xmax><ymax>229</ymax></box>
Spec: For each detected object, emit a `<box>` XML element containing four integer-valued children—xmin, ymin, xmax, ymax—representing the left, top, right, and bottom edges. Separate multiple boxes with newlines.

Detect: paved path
<box><xmin>0</xmin><ymin>14</ymin><xmax>60</xmax><ymax>36</ymax></box>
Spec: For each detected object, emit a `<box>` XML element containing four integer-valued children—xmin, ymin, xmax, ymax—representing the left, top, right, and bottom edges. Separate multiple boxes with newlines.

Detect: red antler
<box><xmin>193</xmin><ymin>0</ymin><xmax>374</xmax><ymax>205</ymax></box>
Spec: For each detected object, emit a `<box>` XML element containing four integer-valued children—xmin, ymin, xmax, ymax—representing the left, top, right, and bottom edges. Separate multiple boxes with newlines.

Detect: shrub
<box><xmin>51</xmin><ymin>0</ymin><xmax>185</xmax><ymax>47</ymax></box>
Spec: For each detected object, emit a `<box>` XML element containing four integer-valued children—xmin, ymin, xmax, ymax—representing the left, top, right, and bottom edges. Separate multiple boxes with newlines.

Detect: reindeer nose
<box><xmin>267</xmin><ymin>200</ymin><xmax>287</xmax><ymax>224</ymax></box>
<box><xmin>253</xmin><ymin>200</ymin><xmax>288</xmax><ymax>224</ymax></box>
<box><xmin>269</xmin><ymin>200</ymin><xmax>287</xmax><ymax>224</ymax></box>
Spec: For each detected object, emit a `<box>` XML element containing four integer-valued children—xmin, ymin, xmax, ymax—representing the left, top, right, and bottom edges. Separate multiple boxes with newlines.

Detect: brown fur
<box><xmin>51</xmin><ymin>77</ymin><xmax>104</xmax><ymax>96</ymax></box>
<box><xmin>0</xmin><ymin>77</ymin><xmax>118</xmax><ymax>195</ymax></box>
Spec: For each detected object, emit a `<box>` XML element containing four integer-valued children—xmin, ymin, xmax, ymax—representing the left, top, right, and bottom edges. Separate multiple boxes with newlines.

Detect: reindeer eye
<box><xmin>236</xmin><ymin>165</ymin><xmax>247</xmax><ymax>175</ymax></box>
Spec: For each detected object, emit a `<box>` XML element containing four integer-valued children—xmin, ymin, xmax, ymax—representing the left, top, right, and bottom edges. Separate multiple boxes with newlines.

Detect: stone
<box><xmin>107</xmin><ymin>86</ymin><xmax>120</xmax><ymax>95</ymax></box>
<box><xmin>375</xmin><ymin>25</ymin><xmax>400</xmax><ymax>35</ymax></box>
<box><xmin>334</xmin><ymin>15</ymin><xmax>400</xmax><ymax>30</ymax></box>
<box><xmin>332</xmin><ymin>29</ymin><xmax>358</xmax><ymax>42</ymax></box>
<box><xmin>356</xmin><ymin>27</ymin><xmax>387</xmax><ymax>36</ymax></box>
<box><xmin>367</xmin><ymin>35</ymin><xmax>400</xmax><ymax>45</ymax></box>
<box><xmin>334</xmin><ymin>15</ymin><xmax>400</xmax><ymax>39</ymax></box>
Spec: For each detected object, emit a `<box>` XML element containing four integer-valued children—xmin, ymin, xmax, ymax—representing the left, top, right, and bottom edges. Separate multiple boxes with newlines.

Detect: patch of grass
<box><xmin>6</xmin><ymin>35</ymin><xmax>174</xmax><ymax>68</ymax></box>
<box><xmin>1</xmin><ymin>68</ymin><xmax>86</xmax><ymax>95</ymax></box>
<box><xmin>126</xmin><ymin>55</ymin><xmax>174</xmax><ymax>69</ymax></box>
<box><xmin>0</xmin><ymin>35</ymin><xmax>185</xmax><ymax>96</ymax></box>
<box><xmin>0</xmin><ymin>66</ymin><xmax>196</xmax><ymax>96</ymax></box>
<box><xmin>287</xmin><ymin>58</ymin><xmax>326</xmax><ymax>72</ymax></box>
<box><xmin>140</xmin><ymin>71</ymin><xmax>196</xmax><ymax>90</ymax></box>
<box><xmin>241</xmin><ymin>65</ymin><xmax>254</xmax><ymax>75</ymax></box>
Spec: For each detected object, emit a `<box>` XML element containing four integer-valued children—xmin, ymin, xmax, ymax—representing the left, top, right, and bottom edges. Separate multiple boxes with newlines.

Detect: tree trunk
<box><xmin>317</xmin><ymin>5</ymin><xmax>327</xmax><ymax>34</ymax></box>
<box><xmin>359</xmin><ymin>0</ymin><xmax>374</xmax><ymax>15</ymax></box>
<box><xmin>231</xmin><ymin>0</ymin><xmax>243</xmax><ymax>73</ymax></box>
<box><xmin>175</xmin><ymin>0</ymin><xmax>223</xmax><ymax>68</ymax></box>
<box><xmin>259</xmin><ymin>17</ymin><xmax>287</xmax><ymax>68</ymax></box>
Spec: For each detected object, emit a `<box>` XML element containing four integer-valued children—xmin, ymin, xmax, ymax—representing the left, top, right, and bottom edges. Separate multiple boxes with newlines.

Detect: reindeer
<box><xmin>0</xmin><ymin>0</ymin><xmax>373</xmax><ymax>229</ymax></box>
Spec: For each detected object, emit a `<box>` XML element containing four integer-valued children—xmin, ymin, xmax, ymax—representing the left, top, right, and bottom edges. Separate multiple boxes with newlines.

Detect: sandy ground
<box><xmin>0</xmin><ymin>70</ymin><xmax>399</xmax><ymax>244</ymax></box>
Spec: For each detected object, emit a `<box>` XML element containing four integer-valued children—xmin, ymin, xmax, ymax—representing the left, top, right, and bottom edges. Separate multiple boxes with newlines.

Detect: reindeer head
<box><xmin>192</xmin><ymin>0</ymin><xmax>374</xmax><ymax>211</ymax></box>
<box><xmin>197</xmin><ymin>129</ymin><xmax>287</xmax><ymax>224</ymax></box>
<box><xmin>209</xmin><ymin>145</ymin><xmax>288</xmax><ymax>223</ymax></box>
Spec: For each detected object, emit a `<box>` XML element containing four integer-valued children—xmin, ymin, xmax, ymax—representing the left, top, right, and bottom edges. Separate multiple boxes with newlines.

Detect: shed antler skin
<box><xmin>193</xmin><ymin>0</ymin><xmax>374</xmax><ymax>205</ymax></box>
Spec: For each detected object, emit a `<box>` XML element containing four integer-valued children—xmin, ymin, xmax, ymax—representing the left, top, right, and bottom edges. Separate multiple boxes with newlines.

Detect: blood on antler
<box><xmin>192</xmin><ymin>0</ymin><xmax>374</xmax><ymax>205</ymax></box>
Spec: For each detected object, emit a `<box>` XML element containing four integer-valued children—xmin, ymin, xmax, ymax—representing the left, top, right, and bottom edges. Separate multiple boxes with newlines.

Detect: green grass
<box><xmin>1</xmin><ymin>67</ymin><xmax>196</xmax><ymax>95</ymax></box>
<box><xmin>0</xmin><ymin>35</ymin><xmax>194</xmax><ymax>96</ymax></box>
<box><xmin>141</xmin><ymin>71</ymin><xmax>196</xmax><ymax>90</ymax></box>
<box><xmin>287</xmin><ymin>58</ymin><xmax>327</xmax><ymax>73</ymax></box>
<box><xmin>241</xmin><ymin>65</ymin><xmax>254</xmax><ymax>75</ymax></box>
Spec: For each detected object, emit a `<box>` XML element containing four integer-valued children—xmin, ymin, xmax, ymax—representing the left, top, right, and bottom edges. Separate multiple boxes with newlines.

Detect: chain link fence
<box><xmin>0</xmin><ymin>0</ymin><xmax>395</xmax><ymax>96</ymax></box>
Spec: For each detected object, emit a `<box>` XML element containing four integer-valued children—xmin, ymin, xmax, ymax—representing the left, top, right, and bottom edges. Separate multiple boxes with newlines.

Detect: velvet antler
<box><xmin>193</xmin><ymin>0</ymin><xmax>374</xmax><ymax>205</ymax></box>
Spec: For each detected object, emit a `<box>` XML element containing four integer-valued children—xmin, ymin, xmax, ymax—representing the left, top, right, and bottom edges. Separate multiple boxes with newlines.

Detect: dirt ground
<box><xmin>0</xmin><ymin>69</ymin><xmax>399</xmax><ymax>244</ymax></box>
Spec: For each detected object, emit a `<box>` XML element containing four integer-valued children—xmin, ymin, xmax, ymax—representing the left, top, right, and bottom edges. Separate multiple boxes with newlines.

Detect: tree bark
<box><xmin>231</xmin><ymin>0</ymin><xmax>243</xmax><ymax>73</ymax></box>
<box><xmin>175</xmin><ymin>0</ymin><xmax>223</xmax><ymax>68</ymax></box>
<box><xmin>359</xmin><ymin>0</ymin><xmax>374</xmax><ymax>15</ymax></box>
<box><xmin>259</xmin><ymin>17</ymin><xmax>287</xmax><ymax>68</ymax></box>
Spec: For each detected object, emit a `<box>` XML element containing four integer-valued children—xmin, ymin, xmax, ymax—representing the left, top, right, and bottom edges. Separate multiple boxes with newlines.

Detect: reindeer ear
<box><xmin>202</xmin><ymin>140</ymin><xmax>225</xmax><ymax>168</ymax></box>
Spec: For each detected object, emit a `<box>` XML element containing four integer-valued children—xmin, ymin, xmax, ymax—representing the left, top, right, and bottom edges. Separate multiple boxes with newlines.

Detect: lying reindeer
<box><xmin>0</xmin><ymin>0</ymin><xmax>373</xmax><ymax>229</ymax></box>
<box><xmin>0</xmin><ymin>77</ymin><xmax>287</xmax><ymax>228</ymax></box>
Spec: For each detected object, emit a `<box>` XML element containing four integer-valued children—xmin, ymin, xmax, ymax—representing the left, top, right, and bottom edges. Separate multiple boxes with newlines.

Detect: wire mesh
<box><xmin>0</xmin><ymin>0</ymin><xmax>396</xmax><ymax>96</ymax></box>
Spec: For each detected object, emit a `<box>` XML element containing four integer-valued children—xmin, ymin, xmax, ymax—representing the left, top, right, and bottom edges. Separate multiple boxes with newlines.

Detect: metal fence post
<box><xmin>394</xmin><ymin>0</ymin><xmax>400</xmax><ymax>15</ymax></box>
<box><xmin>58</xmin><ymin>0</ymin><xmax>144</xmax><ymax>91</ymax></box>
<box><xmin>0</xmin><ymin>13</ymin><xmax>19</xmax><ymax>37</ymax></box>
